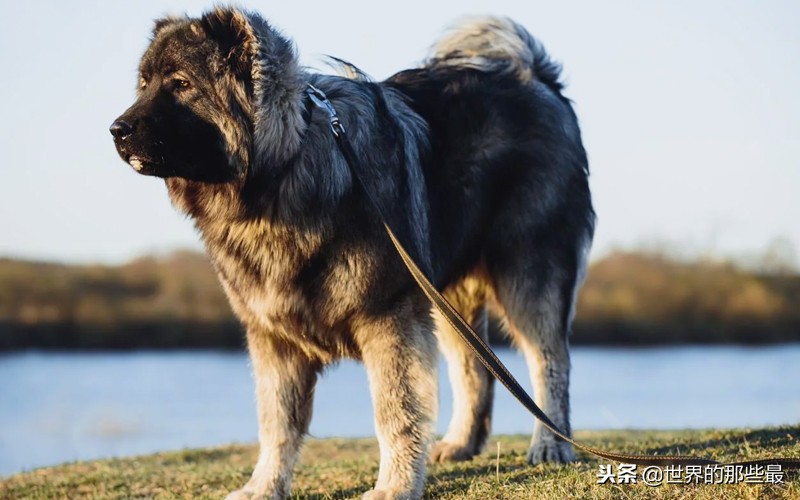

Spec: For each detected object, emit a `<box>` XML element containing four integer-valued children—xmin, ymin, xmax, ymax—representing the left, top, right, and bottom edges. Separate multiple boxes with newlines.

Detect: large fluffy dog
<box><xmin>111</xmin><ymin>7</ymin><xmax>594</xmax><ymax>498</ymax></box>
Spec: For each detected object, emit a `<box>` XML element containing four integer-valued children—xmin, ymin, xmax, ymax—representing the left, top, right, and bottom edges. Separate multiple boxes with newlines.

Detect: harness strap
<box><xmin>305</xmin><ymin>83</ymin><xmax>800</xmax><ymax>469</ymax></box>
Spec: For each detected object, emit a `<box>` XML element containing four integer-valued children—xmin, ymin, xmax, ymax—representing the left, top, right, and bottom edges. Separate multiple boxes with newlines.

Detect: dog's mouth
<box><xmin>122</xmin><ymin>153</ymin><xmax>163</xmax><ymax>177</ymax></box>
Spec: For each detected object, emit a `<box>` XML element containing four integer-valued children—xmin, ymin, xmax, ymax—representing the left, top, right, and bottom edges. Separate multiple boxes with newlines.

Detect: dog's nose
<box><xmin>109</xmin><ymin>120</ymin><xmax>134</xmax><ymax>139</ymax></box>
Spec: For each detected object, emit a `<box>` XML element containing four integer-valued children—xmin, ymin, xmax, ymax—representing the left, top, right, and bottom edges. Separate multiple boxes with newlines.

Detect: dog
<box><xmin>110</xmin><ymin>7</ymin><xmax>594</xmax><ymax>499</ymax></box>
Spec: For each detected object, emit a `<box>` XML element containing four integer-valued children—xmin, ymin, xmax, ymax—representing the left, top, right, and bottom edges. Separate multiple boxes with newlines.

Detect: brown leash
<box><xmin>306</xmin><ymin>83</ymin><xmax>800</xmax><ymax>469</ymax></box>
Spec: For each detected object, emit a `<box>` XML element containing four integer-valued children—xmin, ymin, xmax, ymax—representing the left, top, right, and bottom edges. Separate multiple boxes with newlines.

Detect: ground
<box><xmin>2</xmin><ymin>427</ymin><xmax>798</xmax><ymax>499</ymax></box>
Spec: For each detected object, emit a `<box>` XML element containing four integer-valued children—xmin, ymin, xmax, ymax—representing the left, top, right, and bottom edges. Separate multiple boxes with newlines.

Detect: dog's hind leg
<box><xmin>489</xmin><ymin>242</ymin><xmax>581</xmax><ymax>465</ymax></box>
<box><xmin>430</xmin><ymin>276</ymin><xmax>495</xmax><ymax>463</ymax></box>
<box><xmin>498</xmin><ymin>280</ymin><xmax>576</xmax><ymax>464</ymax></box>
<box><xmin>226</xmin><ymin>332</ymin><xmax>320</xmax><ymax>500</ymax></box>
<box><xmin>356</xmin><ymin>295</ymin><xmax>438</xmax><ymax>499</ymax></box>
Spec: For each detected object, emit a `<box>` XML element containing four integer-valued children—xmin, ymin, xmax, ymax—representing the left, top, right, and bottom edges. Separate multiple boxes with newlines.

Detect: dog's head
<box><xmin>110</xmin><ymin>8</ymin><xmax>304</xmax><ymax>185</ymax></box>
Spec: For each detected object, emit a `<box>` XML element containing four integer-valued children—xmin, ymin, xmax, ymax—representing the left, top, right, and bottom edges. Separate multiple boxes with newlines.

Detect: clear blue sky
<box><xmin>1</xmin><ymin>1</ymin><xmax>798</xmax><ymax>264</ymax></box>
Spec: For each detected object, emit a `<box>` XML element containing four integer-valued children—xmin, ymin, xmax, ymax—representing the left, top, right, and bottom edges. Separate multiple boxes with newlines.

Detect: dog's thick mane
<box><xmin>197</xmin><ymin>9</ymin><xmax>308</xmax><ymax>181</ymax></box>
<box><xmin>159</xmin><ymin>7</ymin><xmax>434</xmax><ymax>280</ymax></box>
<box><xmin>236</xmin><ymin>11</ymin><xmax>307</xmax><ymax>171</ymax></box>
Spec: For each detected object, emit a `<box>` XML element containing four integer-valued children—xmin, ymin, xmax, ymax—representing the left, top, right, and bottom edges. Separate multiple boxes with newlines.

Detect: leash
<box><xmin>305</xmin><ymin>83</ymin><xmax>800</xmax><ymax>469</ymax></box>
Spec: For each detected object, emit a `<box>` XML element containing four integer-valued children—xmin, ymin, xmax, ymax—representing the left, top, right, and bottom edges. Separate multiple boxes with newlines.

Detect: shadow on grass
<box><xmin>641</xmin><ymin>426</ymin><xmax>799</xmax><ymax>459</ymax></box>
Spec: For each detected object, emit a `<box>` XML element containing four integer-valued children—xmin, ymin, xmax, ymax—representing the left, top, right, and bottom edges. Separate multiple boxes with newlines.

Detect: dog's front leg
<box><xmin>356</xmin><ymin>301</ymin><xmax>438</xmax><ymax>500</ymax></box>
<box><xmin>226</xmin><ymin>332</ymin><xmax>320</xmax><ymax>500</ymax></box>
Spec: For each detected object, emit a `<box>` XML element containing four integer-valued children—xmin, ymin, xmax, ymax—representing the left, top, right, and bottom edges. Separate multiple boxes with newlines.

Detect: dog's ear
<box><xmin>151</xmin><ymin>16</ymin><xmax>182</xmax><ymax>38</ymax></box>
<box><xmin>200</xmin><ymin>8</ymin><xmax>258</xmax><ymax>80</ymax></box>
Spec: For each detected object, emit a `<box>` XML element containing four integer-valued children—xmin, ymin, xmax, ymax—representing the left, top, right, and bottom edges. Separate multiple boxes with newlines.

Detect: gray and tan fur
<box><xmin>111</xmin><ymin>7</ymin><xmax>594</xmax><ymax>499</ymax></box>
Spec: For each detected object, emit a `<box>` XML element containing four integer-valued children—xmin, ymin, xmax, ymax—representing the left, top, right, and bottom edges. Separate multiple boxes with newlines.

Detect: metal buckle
<box><xmin>305</xmin><ymin>84</ymin><xmax>345</xmax><ymax>137</ymax></box>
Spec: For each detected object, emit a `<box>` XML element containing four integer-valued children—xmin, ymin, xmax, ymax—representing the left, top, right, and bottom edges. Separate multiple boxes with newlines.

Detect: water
<box><xmin>1</xmin><ymin>345</ymin><xmax>798</xmax><ymax>476</ymax></box>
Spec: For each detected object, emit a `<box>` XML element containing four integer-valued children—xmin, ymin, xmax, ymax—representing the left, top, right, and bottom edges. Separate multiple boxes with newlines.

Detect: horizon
<box><xmin>1</xmin><ymin>1</ymin><xmax>798</xmax><ymax>265</ymax></box>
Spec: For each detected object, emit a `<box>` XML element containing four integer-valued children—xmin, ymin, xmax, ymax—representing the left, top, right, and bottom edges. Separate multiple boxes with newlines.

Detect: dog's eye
<box><xmin>173</xmin><ymin>79</ymin><xmax>191</xmax><ymax>91</ymax></box>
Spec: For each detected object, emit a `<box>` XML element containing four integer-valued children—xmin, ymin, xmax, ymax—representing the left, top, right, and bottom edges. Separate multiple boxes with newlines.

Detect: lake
<box><xmin>1</xmin><ymin>345</ymin><xmax>798</xmax><ymax>476</ymax></box>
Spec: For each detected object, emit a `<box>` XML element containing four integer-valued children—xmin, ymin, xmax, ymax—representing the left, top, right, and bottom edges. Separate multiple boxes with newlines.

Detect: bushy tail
<box><xmin>428</xmin><ymin>16</ymin><xmax>563</xmax><ymax>91</ymax></box>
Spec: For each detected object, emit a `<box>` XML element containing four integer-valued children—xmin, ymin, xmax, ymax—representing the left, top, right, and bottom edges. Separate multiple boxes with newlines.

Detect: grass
<box><xmin>2</xmin><ymin>427</ymin><xmax>798</xmax><ymax>499</ymax></box>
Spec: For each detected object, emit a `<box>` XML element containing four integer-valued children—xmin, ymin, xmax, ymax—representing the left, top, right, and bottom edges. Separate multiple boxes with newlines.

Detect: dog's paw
<box><xmin>430</xmin><ymin>440</ymin><xmax>477</xmax><ymax>463</ymax></box>
<box><xmin>361</xmin><ymin>488</ymin><xmax>415</xmax><ymax>500</ymax></box>
<box><xmin>526</xmin><ymin>439</ymin><xmax>575</xmax><ymax>465</ymax></box>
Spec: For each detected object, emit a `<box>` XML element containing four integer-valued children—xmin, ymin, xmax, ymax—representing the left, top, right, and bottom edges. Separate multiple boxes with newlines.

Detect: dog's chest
<box><xmin>208</xmin><ymin>232</ymin><xmax>312</xmax><ymax>318</ymax></box>
<box><xmin>202</xmin><ymin>222</ymin><xmax>366</xmax><ymax>359</ymax></box>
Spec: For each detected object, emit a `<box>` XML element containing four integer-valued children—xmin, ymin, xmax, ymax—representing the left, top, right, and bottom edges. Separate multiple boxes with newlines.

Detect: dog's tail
<box><xmin>427</xmin><ymin>16</ymin><xmax>563</xmax><ymax>91</ymax></box>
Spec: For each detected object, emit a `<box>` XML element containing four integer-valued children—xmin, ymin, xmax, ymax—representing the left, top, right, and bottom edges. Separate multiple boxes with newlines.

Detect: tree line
<box><xmin>1</xmin><ymin>248</ymin><xmax>798</xmax><ymax>350</ymax></box>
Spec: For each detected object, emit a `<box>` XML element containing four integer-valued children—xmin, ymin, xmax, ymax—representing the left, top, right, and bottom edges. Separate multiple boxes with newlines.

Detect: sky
<box><xmin>1</xmin><ymin>0</ymin><xmax>798</xmax><ymax>264</ymax></box>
